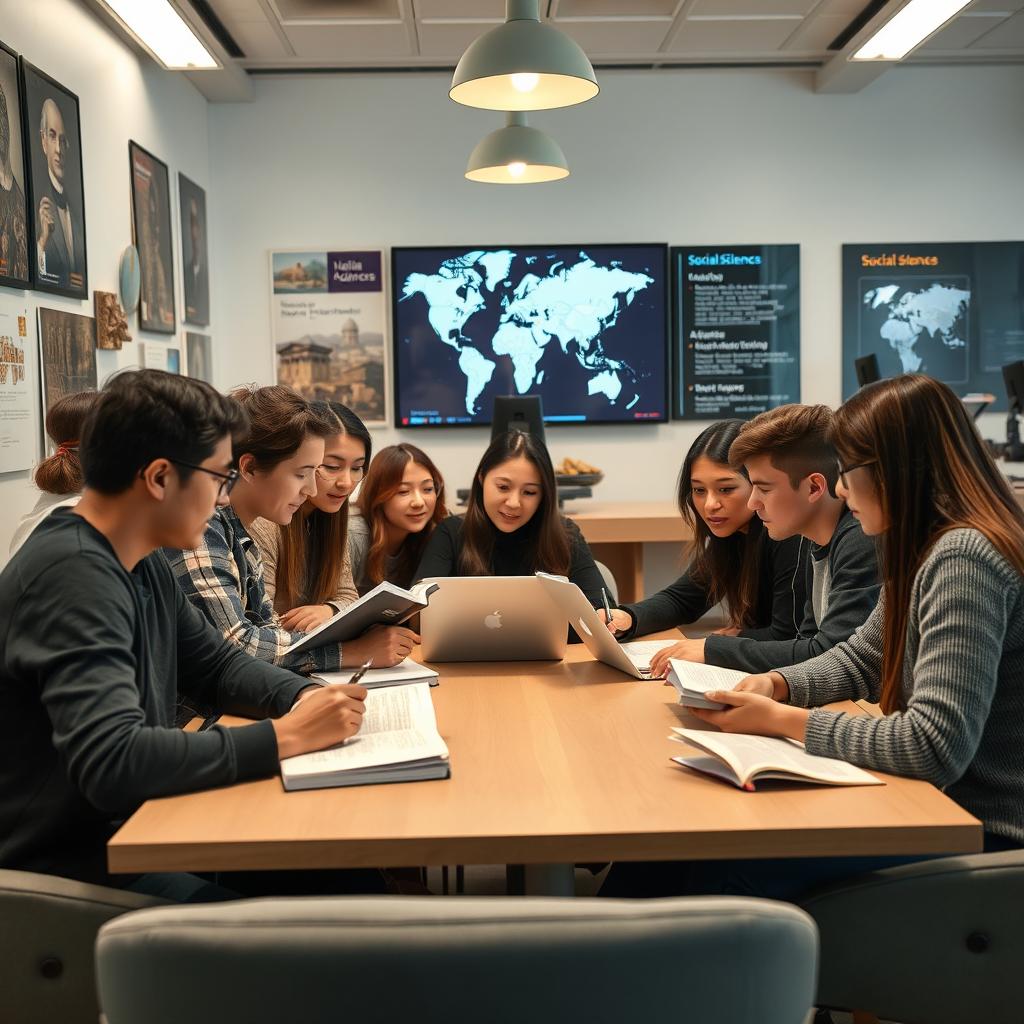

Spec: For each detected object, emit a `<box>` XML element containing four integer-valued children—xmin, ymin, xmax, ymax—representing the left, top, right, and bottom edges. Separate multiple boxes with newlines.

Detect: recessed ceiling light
<box><xmin>98</xmin><ymin>0</ymin><xmax>220</xmax><ymax>70</ymax></box>
<box><xmin>852</xmin><ymin>0</ymin><xmax>973</xmax><ymax>61</ymax></box>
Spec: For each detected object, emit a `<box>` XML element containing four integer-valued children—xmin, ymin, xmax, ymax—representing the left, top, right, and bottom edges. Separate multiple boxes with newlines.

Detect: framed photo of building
<box><xmin>0</xmin><ymin>41</ymin><xmax>30</xmax><ymax>290</ymax></box>
<box><xmin>21</xmin><ymin>60</ymin><xmax>88</xmax><ymax>299</ymax></box>
<box><xmin>178</xmin><ymin>173</ymin><xmax>209</xmax><ymax>325</ymax></box>
<box><xmin>269</xmin><ymin>249</ymin><xmax>387</xmax><ymax>427</ymax></box>
<box><xmin>37</xmin><ymin>306</ymin><xmax>96</xmax><ymax>417</ymax></box>
<box><xmin>129</xmin><ymin>141</ymin><xmax>175</xmax><ymax>333</ymax></box>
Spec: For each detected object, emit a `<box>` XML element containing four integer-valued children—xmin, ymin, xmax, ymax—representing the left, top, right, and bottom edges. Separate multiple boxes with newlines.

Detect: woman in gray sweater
<box><xmin>604</xmin><ymin>374</ymin><xmax>1023</xmax><ymax>899</ymax></box>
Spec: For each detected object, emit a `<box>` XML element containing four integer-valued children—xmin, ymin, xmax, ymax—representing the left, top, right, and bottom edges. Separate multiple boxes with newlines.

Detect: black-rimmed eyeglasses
<box><xmin>837</xmin><ymin>460</ymin><xmax>876</xmax><ymax>487</ymax></box>
<box><xmin>170</xmin><ymin>459</ymin><xmax>240</xmax><ymax>497</ymax></box>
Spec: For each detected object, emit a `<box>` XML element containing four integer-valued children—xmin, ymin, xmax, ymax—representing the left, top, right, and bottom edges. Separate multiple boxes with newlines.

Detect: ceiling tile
<box><xmin>416</xmin><ymin>20</ymin><xmax>502</xmax><ymax>57</ymax></box>
<box><xmin>557</xmin><ymin>18</ymin><xmax>675</xmax><ymax>54</ymax></box>
<box><xmin>413</xmin><ymin>0</ymin><xmax>506</xmax><ymax>16</ymax></box>
<box><xmin>271</xmin><ymin>0</ymin><xmax>401</xmax><ymax>20</ymax></box>
<box><xmin>969</xmin><ymin>9</ymin><xmax>1024</xmax><ymax>46</ymax></box>
<box><xmin>555</xmin><ymin>0</ymin><xmax>678</xmax><ymax>14</ymax></box>
<box><xmin>282</xmin><ymin>21</ymin><xmax>413</xmax><ymax>57</ymax></box>
<box><xmin>690</xmin><ymin>0</ymin><xmax>817</xmax><ymax>14</ymax></box>
<box><xmin>229</xmin><ymin>20</ymin><xmax>293</xmax><ymax>56</ymax></box>
<box><xmin>779</xmin><ymin>13</ymin><xmax>849</xmax><ymax>52</ymax></box>
<box><xmin>964</xmin><ymin>0</ymin><xmax>1024</xmax><ymax>12</ymax></box>
<box><xmin>918</xmin><ymin>13</ymin><xmax>1010</xmax><ymax>50</ymax></box>
<box><xmin>667</xmin><ymin>17</ymin><xmax>802</xmax><ymax>53</ymax></box>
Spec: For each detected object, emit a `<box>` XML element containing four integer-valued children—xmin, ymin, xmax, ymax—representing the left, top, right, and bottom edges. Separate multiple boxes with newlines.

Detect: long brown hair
<box><xmin>35</xmin><ymin>391</ymin><xmax>100</xmax><ymax>495</ymax></box>
<box><xmin>358</xmin><ymin>443</ymin><xmax>447</xmax><ymax>589</ymax></box>
<box><xmin>679</xmin><ymin>420</ymin><xmax>763</xmax><ymax>630</ymax></box>
<box><xmin>274</xmin><ymin>402</ymin><xmax>372</xmax><ymax>608</ymax></box>
<box><xmin>459</xmin><ymin>431</ymin><xmax>570</xmax><ymax>577</ymax></box>
<box><xmin>831</xmin><ymin>374</ymin><xmax>1024</xmax><ymax>712</ymax></box>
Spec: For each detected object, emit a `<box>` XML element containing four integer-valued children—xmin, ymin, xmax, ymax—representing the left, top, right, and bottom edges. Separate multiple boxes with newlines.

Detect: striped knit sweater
<box><xmin>780</xmin><ymin>529</ymin><xmax>1024</xmax><ymax>846</ymax></box>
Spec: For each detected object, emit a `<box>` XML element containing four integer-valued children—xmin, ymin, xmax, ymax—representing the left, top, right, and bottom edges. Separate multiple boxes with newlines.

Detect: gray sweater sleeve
<box><xmin>784</xmin><ymin>536</ymin><xmax>1017</xmax><ymax>787</ymax></box>
<box><xmin>703</xmin><ymin>522</ymin><xmax>879</xmax><ymax>672</ymax></box>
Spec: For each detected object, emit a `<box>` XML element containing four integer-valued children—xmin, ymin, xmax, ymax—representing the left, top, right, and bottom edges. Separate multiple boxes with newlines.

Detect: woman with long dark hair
<box><xmin>249</xmin><ymin>401</ymin><xmax>372</xmax><ymax>632</ymax></box>
<box><xmin>10</xmin><ymin>391</ymin><xmax>100</xmax><ymax>556</ymax></box>
<box><xmin>606</xmin><ymin>420</ymin><xmax>808</xmax><ymax>673</ymax></box>
<box><xmin>349</xmin><ymin>443</ymin><xmax>447</xmax><ymax>594</ymax></box>
<box><xmin>413</xmin><ymin>431</ymin><xmax>605</xmax><ymax>617</ymax></box>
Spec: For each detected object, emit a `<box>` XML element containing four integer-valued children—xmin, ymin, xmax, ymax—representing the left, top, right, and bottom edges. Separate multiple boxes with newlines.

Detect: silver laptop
<box><xmin>535</xmin><ymin>572</ymin><xmax>675</xmax><ymax>679</ymax></box>
<box><xmin>419</xmin><ymin>577</ymin><xmax>567</xmax><ymax>662</ymax></box>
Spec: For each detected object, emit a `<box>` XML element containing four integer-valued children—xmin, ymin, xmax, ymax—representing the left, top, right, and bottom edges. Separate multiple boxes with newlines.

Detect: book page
<box><xmin>622</xmin><ymin>640</ymin><xmax>677</xmax><ymax>668</ymax></box>
<box><xmin>314</xmin><ymin>662</ymin><xmax>438</xmax><ymax>687</ymax></box>
<box><xmin>672</xmin><ymin>729</ymin><xmax>881</xmax><ymax>786</ymax></box>
<box><xmin>668</xmin><ymin>659</ymin><xmax>749</xmax><ymax>695</ymax></box>
<box><xmin>281</xmin><ymin>683</ymin><xmax>448</xmax><ymax>778</ymax></box>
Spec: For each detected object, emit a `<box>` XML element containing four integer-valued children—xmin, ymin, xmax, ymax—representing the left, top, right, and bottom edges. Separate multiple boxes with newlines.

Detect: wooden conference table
<box><xmin>108</xmin><ymin>637</ymin><xmax>981</xmax><ymax>890</ymax></box>
<box><xmin>561</xmin><ymin>500</ymin><xmax>690</xmax><ymax>603</ymax></box>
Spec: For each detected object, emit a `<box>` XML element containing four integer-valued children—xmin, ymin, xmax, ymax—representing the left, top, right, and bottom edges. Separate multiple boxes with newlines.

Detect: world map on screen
<box><xmin>862</xmin><ymin>280</ymin><xmax>970</xmax><ymax>379</ymax></box>
<box><xmin>397</xmin><ymin>248</ymin><xmax>661</xmax><ymax>420</ymax></box>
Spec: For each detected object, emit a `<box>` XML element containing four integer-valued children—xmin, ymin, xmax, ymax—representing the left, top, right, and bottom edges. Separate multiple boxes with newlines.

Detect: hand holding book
<box><xmin>688</xmin><ymin>687</ymin><xmax>809</xmax><ymax>744</ymax></box>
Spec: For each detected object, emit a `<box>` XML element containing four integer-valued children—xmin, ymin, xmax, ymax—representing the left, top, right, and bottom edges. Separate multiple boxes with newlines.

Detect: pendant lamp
<box><xmin>465</xmin><ymin>112</ymin><xmax>569</xmax><ymax>184</ymax></box>
<box><xmin>450</xmin><ymin>0</ymin><xmax>598</xmax><ymax>112</ymax></box>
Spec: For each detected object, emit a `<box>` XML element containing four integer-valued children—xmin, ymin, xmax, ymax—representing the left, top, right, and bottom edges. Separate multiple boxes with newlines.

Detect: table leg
<box><xmin>522</xmin><ymin>863</ymin><xmax>575</xmax><ymax>896</ymax></box>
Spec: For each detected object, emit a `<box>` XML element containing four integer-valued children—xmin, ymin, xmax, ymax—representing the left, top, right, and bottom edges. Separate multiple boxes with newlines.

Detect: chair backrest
<box><xmin>0</xmin><ymin>869</ymin><xmax>165</xmax><ymax>1024</ymax></box>
<box><xmin>594</xmin><ymin>560</ymin><xmax>619</xmax><ymax>604</ymax></box>
<box><xmin>802</xmin><ymin>850</ymin><xmax>1024</xmax><ymax>1024</ymax></box>
<box><xmin>97</xmin><ymin>895</ymin><xmax>818</xmax><ymax>1024</ymax></box>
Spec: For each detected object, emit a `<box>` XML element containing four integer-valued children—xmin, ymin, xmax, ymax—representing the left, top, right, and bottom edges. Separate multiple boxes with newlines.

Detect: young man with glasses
<box><xmin>650</xmin><ymin>403</ymin><xmax>880</xmax><ymax>676</ymax></box>
<box><xmin>0</xmin><ymin>370</ymin><xmax>368</xmax><ymax>891</ymax></box>
<box><xmin>165</xmin><ymin>385</ymin><xmax>415</xmax><ymax>673</ymax></box>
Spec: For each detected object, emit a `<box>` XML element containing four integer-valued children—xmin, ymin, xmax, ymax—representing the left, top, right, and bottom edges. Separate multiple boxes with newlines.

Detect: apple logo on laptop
<box><xmin>484</xmin><ymin>610</ymin><xmax>503</xmax><ymax>630</ymax></box>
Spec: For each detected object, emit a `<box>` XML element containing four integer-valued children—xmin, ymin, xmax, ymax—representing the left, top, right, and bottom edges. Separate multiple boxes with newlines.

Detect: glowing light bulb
<box><xmin>506</xmin><ymin>161</ymin><xmax>527</xmax><ymax>178</ymax></box>
<box><xmin>510</xmin><ymin>72</ymin><xmax>539</xmax><ymax>93</ymax></box>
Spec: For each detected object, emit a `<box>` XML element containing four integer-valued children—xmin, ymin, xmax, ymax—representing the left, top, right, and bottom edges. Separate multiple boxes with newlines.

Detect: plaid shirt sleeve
<box><xmin>166</xmin><ymin>511</ymin><xmax>341</xmax><ymax>675</ymax></box>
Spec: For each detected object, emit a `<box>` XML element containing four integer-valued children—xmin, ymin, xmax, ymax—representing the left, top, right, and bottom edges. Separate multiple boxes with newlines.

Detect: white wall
<box><xmin>0</xmin><ymin>0</ymin><xmax>214</xmax><ymax>557</ymax></box>
<box><xmin>208</xmin><ymin>65</ymin><xmax>1024</xmax><ymax>503</ymax></box>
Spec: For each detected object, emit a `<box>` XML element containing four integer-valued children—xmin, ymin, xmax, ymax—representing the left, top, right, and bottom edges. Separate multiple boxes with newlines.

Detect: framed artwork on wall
<box><xmin>0</xmin><ymin>41</ymin><xmax>30</xmax><ymax>290</ymax></box>
<box><xmin>129</xmin><ymin>141</ymin><xmax>175</xmax><ymax>333</ymax></box>
<box><xmin>178</xmin><ymin>173</ymin><xmax>209</xmax><ymax>326</ymax></box>
<box><xmin>21</xmin><ymin>60</ymin><xmax>88</xmax><ymax>299</ymax></box>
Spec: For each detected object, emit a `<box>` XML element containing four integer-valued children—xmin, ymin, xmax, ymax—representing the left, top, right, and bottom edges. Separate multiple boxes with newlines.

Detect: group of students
<box><xmin>0</xmin><ymin>368</ymin><xmax>1021</xmax><ymax>905</ymax></box>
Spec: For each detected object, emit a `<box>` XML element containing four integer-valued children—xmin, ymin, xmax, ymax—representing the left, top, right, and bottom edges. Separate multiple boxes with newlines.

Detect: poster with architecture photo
<box><xmin>0</xmin><ymin>295</ymin><xmax>34</xmax><ymax>473</ymax></box>
<box><xmin>270</xmin><ymin>249</ymin><xmax>387</xmax><ymax>427</ymax></box>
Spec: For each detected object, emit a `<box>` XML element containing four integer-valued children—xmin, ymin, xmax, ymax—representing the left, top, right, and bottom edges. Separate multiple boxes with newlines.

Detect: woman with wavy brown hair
<box><xmin>10</xmin><ymin>391</ymin><xmax>100</xmax><ymax>556</ymax></box>
<box><xmin>349</xmin><ymin>443</ymin><xmax>447</xmax><ymax>594</ymax></box>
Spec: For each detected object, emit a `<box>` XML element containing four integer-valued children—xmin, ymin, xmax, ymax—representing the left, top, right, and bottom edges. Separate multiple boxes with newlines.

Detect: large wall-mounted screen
<box><xmin>392</xmin><ymin>244</ymin><xmax>669</xmax><ymax>427</ymax></box>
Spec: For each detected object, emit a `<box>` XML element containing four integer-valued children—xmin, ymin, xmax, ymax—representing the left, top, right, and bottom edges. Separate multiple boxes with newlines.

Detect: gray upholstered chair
<box><xmin>802</xmin><ymin>849</ymin><xmax>1024</xmax><ymax>1024</ymax></box>
<box><xmin>97</xmin><ymin>895</ymin><xmax>818</xmax><ymax>1024</ymax></box>
<box><xmin>0</xmin><ymin>868</ymin><xmax>166</xmax><ymax>1024</ymax></box>
<box><xmin>594</xmin><ymin>559</ymin><xmax>619</xmax><ymax>604</ymax></box>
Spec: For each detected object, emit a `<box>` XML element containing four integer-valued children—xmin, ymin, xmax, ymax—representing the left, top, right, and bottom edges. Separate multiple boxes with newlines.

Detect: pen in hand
<box><xmin>345</xmin><ymin>658</ymin><xmax>374</xmax><ymax>687</ymax></box>
<box><xmin>601</xmin><ymin>586</ymin><xmax>613</xmax><ymax>626</ymax></box>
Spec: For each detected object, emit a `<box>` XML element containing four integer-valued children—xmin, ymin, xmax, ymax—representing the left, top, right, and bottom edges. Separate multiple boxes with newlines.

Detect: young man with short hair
<box><xmin>650</xmin><ymin>404</ymin><xmax>880</xmax><ymax>676</ymax></box>
<box><xmin>0</xmin><ymin>370</ymin><xmax>366</xmax><ymax>890</ymax></box>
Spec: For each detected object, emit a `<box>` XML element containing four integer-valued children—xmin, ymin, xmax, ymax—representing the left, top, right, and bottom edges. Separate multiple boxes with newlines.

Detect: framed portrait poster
<box><xmin>185</xmin><ymin>330</ymin><xmax>212</xmax><ymax>383</ymax></box>
<box><xmin>178</xmin><ymin>173</ymin><xmax>209</xmax><ymax>325</ymax></box>
<box><xmin>0</xmin><ymin>42</ymin><xmax>30</xmax><ymax>290</ymax></box>
<box><xmin>37</xmin><ymin>306</ymin><xmax>96</xmax><ymax>419</ymax></box>
<box><xmin>20</xmin><ymin>60</ymin><xmax>87</xmax><ymax>299</ymax></box>
<box><xmin>129</xmin><ymin>141</ymin><xmax>175</xmax><ymax>333</ymax></box>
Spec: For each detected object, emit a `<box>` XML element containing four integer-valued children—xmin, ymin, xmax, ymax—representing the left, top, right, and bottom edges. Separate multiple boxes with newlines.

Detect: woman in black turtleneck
<box><xmin>413</xmin><ymin>431</ymin><xmax>606</xmax><ymax>632</ymax></box>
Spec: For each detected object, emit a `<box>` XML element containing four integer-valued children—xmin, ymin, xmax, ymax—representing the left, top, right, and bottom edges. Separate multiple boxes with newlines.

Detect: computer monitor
<box><xmin>854</xmin><ymin>354</ymin><xmax>881</xmax><ymax>388</ymax></box>
<box><xmin>490</xmin><ymin>395</ymin><xmax>546</xmax><ymax>449</ymax></box>
<box><xmin>1003</xmin><ymin>362</ymin><xmax>1024</xmax><ymax>415</ymax></box>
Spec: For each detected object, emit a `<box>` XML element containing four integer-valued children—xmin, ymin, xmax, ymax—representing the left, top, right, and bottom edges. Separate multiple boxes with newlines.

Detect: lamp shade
<box><xmin>465</xmin><ymin>113</ymin><xmax>569</xmax><ymax>184</ymax></box>
<box><xmin>450</xmin><ymin>0</ymin><xmax>598</xmax><ymax>111</ymax></box>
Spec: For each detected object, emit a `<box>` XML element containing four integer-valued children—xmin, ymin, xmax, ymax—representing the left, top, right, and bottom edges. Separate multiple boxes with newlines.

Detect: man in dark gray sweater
<box><xmin>0</xmin><ymin>370</ymin><xmax>367</xmax><ymax>889</ymax></box>
<box><xmin>651</xmin><ymin>404</ymin><xmax>880</xmax><ymax>677</ymax></box>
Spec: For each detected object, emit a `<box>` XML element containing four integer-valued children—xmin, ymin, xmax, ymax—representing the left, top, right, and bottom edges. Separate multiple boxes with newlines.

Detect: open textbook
<box><xmin>286</xmin><ymin>580</ymin><xmax>439</xmax><ymax>657</ymax></box>
<box><xmin>670</xmin><ymin>728</ymin><xmax>883</xmax><ymax>791</ymax></box>
<box><xmin>281</xmin><ymin>682</ymin><xmax>449</xmax><ymax>791</ymax></box>
<box><xmin>666</xmin><ymin>659</ymin><xmax>749</xmax><ymax>710</ymax></box>
<box><xmin>313</xmin><ymin>661</ymin><xmax>440</xmax><ymax>690</ymax></box>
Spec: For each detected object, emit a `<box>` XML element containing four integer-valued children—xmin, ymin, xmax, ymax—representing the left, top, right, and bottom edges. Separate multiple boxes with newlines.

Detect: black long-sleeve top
<box><xmin>619</xmin><ymin>531</ymin><xmax>809</xmax><ymax>648</ymax></box>
<box><xmin>414</xmin><ymin>514</ymin><xmax>606</xmax><ymax>638</ymax></box>
<box><xmin>0</xmin><ymin>510</ymin><xmax>307</xmax><ymax>885</ymax></box>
